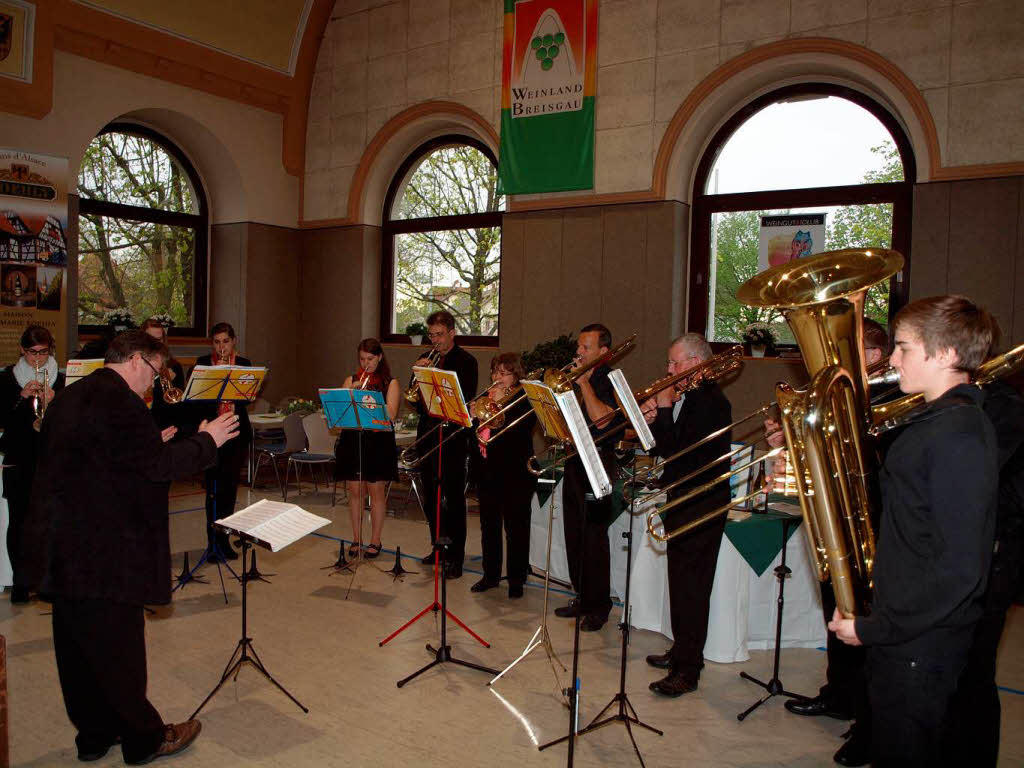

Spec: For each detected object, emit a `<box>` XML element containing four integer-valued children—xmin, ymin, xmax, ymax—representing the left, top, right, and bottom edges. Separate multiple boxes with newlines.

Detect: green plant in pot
<box><xmin>404</xmin><ymin>322</ymin><xmax>428</xmax><ymax>345</ymax></box>
<box><xmin>521</xmin><ymin>333</ymin><xmax>577</xmax><ymax>375</ymax></box>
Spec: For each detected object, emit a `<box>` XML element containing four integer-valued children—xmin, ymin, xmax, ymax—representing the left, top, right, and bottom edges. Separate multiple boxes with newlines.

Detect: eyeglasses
<box><xmin>25</xmin><ymin>347</ymin><xmax>50</xmax><ymax>357</ymax></box>
<box><xmin>139</xmin><ymin>356</ymin><xmax>162</xmax><ymax>381</ymax></box>
<box><xmin>667</xmin><ymin>356</ymin><xmax>695</xmax><ymax>366</ymax></box>
<box><xmin>427</xmin><ymin>330</ymin><xmax>450</xmax><ymax>340</ymax></box>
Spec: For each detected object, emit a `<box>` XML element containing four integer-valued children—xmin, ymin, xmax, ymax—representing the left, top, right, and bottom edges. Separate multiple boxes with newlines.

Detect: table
<box><xmin>529</xmin><ymin>480</ymin><xmax>825</xmax><ymax>663</ymax></box>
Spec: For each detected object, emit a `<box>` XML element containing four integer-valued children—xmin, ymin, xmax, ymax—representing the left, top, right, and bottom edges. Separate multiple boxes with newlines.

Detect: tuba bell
<box><xmin>737</xmin><ymin>247</ymin><xmax>905</xmax><ymax>618</ymax></box>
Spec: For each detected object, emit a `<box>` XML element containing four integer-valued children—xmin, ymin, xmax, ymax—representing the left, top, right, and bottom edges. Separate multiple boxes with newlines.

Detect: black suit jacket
<box><xmin>415</xmin><ymin>344</ymin><xmax>478</xmax><ymax>450</ymax></box>
<box><xmin>23</xmin><ymin>367</ymin><xmax>219</xmax><ymax>605</ymax></box>
<box><xmin>648</xmin><ymin>380</ymin><xmax>733</xmax><ymax>527</ymax></box>
<box><xmin>0</xmin><ymin>366</ymin><xmax>66</xmax><ymax>468</ymax></box>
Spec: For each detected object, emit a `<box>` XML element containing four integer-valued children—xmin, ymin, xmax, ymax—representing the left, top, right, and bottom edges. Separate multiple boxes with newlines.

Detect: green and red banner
<box><xmin>498</xmin><ymin>0</ymin><xmax>597</xmax><ymax>195</ymax></box>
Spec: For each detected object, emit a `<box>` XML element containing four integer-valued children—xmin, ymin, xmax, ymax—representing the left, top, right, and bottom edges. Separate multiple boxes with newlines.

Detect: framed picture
<box><xmin>0</xmin><ymin>0</ymin><xmax>35</xmax><ymax>84</ymax></box>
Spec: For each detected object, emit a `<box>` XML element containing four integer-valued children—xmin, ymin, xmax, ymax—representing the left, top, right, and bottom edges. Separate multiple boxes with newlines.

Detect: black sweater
<box><xmin>855</xmin><ymin>383</ymin><xmax>998</xmax><ymax>655</ymax></box>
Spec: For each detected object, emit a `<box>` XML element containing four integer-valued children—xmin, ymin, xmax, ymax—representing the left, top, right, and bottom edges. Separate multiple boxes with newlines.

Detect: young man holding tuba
<box><xmin>829</xmin><ymin>295</ymin><xmax>1000</xmax><ymax>768</ymax></box>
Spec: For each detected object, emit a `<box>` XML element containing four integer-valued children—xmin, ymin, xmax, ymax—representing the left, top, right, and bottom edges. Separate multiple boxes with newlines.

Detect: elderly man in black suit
<box><xmin>23</xmin><ymin>330</ymin><xmax>239</xmax><ymax>765</ymax></box>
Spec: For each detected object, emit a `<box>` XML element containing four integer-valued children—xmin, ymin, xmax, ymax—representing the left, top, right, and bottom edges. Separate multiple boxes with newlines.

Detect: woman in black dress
<box><xmin>335</xmin><ymin>338</ymin><xmax>399</xmax><ymax>558</ymax></box>
<box><xmin>191</xmin><ymin>322</ymin><xmax>253</xmax><ymax>560</ymax></box>
<box><xmin>470</xmin><ymin>352</ymin><xmax>537</xmax><ymax>598</ymax></box>
<box><xmin>0</xmin><ymin>325</ymin><xmax>65</xmax><ymax>602</ymax></box>
<box><xmin>141</xmin><ymin>318</ymin><xmax>186</xmax><ymax>431</ymax></box>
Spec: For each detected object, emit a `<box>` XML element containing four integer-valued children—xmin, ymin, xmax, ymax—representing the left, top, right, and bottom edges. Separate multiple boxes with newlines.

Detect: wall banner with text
<box><xmin>498</xmin><ymin>0</ymin><xmax>597</xmax><ymax>195</ymax></box>
<box><xmin>758</xmin><ymin>214</ymin><xmax>827</xmax><ymax>274</ymax></box>
<box><xmin>0</xmin><ymin>148</ymin><xmax>68</xmax><ymax>365</ymax></box>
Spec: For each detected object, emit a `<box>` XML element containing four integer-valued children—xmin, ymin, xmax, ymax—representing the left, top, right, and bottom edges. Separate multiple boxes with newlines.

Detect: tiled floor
<box><xmin>4</xmin><ymin>481</ymin><xmax>1023</xmax><ymax>767</ymax></box>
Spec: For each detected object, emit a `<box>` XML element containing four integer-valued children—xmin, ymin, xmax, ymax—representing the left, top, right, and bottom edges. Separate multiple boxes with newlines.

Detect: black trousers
<box><xmin>666</xmin><ymin>511</ymin><xmax>726</xmax><ymax>674</ymax></box>
<box><xmin>2</xmin><ymin>466</ymin><xmax>32</xmax><ymax>592</ymax></box>
<box><xmin>419</xmin><ymin>440</ymin><xmax>468</xmax><ymax>563</ymax></box>
<box><xmin>818</xmin><ymin>579</ymin><xmax>869</xmax><ymax>717</ymax></box>
<box><xmin>867</xmin><ymin>643</ymin><xmax>968</xmax><ymax>768</ymax></box>
<box><xmin>562</xmin><ymin>458</ymin><xmax>612</xmax><ymax>619</ymax></box>
<box><xmin>478</xmin><ymin>471</ymin><xmax>534</xmax><ymax>585</ymax></box>
<box><xmin>205</xmin><ymin>439</ymin><xmax>248</xmax><ymax>545</ymax></box>
<box><xmin>52</xmin><ymin>598</ymin><xmax>165</xmax><ymax>762</ymax></box>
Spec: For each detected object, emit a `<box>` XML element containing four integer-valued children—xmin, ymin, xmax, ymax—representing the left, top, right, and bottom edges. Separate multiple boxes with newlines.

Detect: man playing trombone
<box><xmin>553</xmin><ymin>323</ymin><xmax>622</xmax><ymax>632</ymax></box>
<box><xmin>640</xmin><ymin>333</ymin><xmax>732</xmax><ymax>696</ymax></box>
<box><xmin>411</xmin><ymin>310</ymin><xmax>478</xmax><ymax>578</ymax></box>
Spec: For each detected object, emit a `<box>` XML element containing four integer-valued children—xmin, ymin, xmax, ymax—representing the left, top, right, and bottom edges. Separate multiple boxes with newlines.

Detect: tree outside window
<box><xmin>77</xmin><ymin>125</ymin><xmax>207</xmax><ymax>334</ymax></box>
<box><xmin>384</xmin><ymin>139</ymin><xmax>504</xmax><ymax>341</ymax></box>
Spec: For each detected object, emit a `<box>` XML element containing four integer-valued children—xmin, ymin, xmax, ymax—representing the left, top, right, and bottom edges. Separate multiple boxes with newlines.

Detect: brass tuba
<box><xmin>737</xmin><ymin>247</ymin><xmax>904</xmax><ymax>618</ymax></box>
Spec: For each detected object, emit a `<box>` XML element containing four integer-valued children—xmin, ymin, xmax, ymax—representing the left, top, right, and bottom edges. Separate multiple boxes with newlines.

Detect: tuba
<box><xmin>736</xmin><ymin>247</ymin><xmax>904</xmax><ymax>618</ymax></box>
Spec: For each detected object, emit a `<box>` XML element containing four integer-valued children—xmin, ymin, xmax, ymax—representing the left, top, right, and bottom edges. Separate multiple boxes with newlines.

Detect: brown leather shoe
<box><xmin>126</xmin><ymin>721</ymin><xmax>201</xmax><ymax>765</ymax></box>
<box><xmin>649</xmin><ymin>670</ymin><xmax>698</xmax><ymax>697</ymax></box>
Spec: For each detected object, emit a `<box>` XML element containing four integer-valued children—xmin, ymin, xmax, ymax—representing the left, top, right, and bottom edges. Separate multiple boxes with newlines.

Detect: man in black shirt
<box><xmin>413</xmin><ymin>310</ymin><xmax>479</xmax><ymax>578</ymax></box>
<box><xmin>640</xmin><ymin>333</ymin><xmax>732</xmax><ymax>696</ymax></box>
<box><xmin>553</xmin><ymin>323</ymin><xmax>621</xmax><ymax>631</ymax></box>
<box><xmin>830</xmin><ymin>295</ymin><xmax>999</xmax><ymax>767</ymax></box>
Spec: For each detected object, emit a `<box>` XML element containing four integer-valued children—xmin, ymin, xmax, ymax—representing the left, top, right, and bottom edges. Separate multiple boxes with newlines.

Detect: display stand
<box><xmin>190</xmin><ymin>500</ymin><xmax>329</xmax><ymax>719</ymax></box>
<box><xmin>736</xmin><ymin>515</ymin><xmax>807</xmax><ymax>720</ymax></box>
<box><xmin>320</xmin><ymin>387</ymin><xmax>394</xmax><ymax>595</ymax></box>
<box><xmin>380</xmin><ymin>367</ymin><xmax>494</xmax><ymax>686</ymax></box>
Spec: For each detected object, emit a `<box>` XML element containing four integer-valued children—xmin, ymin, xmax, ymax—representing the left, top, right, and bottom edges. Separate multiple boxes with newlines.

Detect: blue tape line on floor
<box><xmin>169</xmin><ymin>506</ymin><xmax>204</xmax><ymax>516</ymax></box>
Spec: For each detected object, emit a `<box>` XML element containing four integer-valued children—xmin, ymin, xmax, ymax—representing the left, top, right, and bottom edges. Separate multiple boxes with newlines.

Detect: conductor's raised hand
<box><xmin>199</xmin><ymin>412</ymin><xmax>240</xmax><ymax>447</ymax></box>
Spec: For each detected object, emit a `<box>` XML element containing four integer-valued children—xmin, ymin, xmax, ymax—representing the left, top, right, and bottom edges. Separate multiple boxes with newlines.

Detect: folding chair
<box><xmin>251</xmin><ymin>413</ymin><xmax>305</xmax><ymax>498</ymax></box>
<box><xmin>285</xmin><ymin>413</ymin><xmax>338</xmax><ymax>504</ymax></box>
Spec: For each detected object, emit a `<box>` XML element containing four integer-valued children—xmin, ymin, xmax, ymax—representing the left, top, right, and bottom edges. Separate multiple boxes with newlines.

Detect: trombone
<box><xmin>527</xmin><ymin>345</ymin><xmax>745</xmax><ymax>475</ymax></box>
<box><xmin>403</xmin><ymin>344</ymin><xmax>441</xmax><ymax>404</ymax></box>
<box><xmin>480</xmin><ymin>332</ymin><xmax>639</xmax><ymax>446</ymax></box>
<box><xmin>399</xmin><ymin>380</ymin><xmax>505</xmax><ymax>468</ymax></box>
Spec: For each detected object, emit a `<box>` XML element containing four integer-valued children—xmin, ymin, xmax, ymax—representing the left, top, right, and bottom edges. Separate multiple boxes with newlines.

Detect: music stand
<box><xmin>526</xmin><ymin>382</ymin><xmax>613</xmax><ymax>766</ymax></box>
<box><xmin>190</xmin><ymin>499</ymin><xmax>330</xmax><ymax>719</ymax></box>
<box><xmin>173</xmin><ymin>365</ymin><xmax>267</xmax><ymax>600</ymax></box>
<box><xmin>380</xmin><ymin>367</ymin><xmax>496</xmax><ymax>686</ymax></box>
<box><xmin>320</xmin><ymin>387</ymin><xmax>394</xmax><ymax>594</ymax></box>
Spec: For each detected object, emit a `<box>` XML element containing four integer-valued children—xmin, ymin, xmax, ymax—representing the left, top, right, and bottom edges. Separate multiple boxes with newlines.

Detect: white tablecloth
<box><xmin>530</xmin><ymin>479</ymin><xmax>826</xmax><ymax>663</ymax></box>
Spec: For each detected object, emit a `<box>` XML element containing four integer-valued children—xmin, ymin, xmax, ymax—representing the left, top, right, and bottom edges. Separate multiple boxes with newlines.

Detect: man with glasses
<box><xmin>412</xmin><ymin>311</ymin><xmax>478</xmax><ymax>578</ymax></box>
<box><xmin>640</xmin><ymin>333</ymin><xmax>732</xmax><ymax>696</ymax></box>
<box><xmin>23</xmin><ymin>330</ymin><xmax>239</xmax><ymax>764</ymax></box>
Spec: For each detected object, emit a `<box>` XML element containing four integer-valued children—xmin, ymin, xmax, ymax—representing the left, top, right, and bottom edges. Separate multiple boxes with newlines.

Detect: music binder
<box><xmin>607</xmin><ymin>368</ymin><xmax>655</xmax><ymax>452</ymax></box>
<box><xmin>214</xmin><ymin>499</ymin><xmax>330</xmax><ymax>552</ymax></box>
<box><xmin>412</xmin><ymin>366</ymin><xmax>473</xmax><ymax>427</ymax></box>
<box><xmin>183</xmin><ymin>364</ymin><xmax>268</xmax><ymax>403</ymax></box>
<box><xmin>319</xmin><ymin>388</ymin><xmax>394</xmax><ymax>432</ymax></box>
<box><xmin>64</xmin><ymin>358</ymin><xmax>104</xmax><ymax>387</ymax></box>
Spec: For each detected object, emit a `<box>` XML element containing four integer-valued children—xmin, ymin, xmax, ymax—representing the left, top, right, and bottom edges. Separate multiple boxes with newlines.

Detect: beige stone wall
<box><xmin>304</xmin><ymin>0</ymin><xmax>1024</xmax><ymax>222</ymax></box>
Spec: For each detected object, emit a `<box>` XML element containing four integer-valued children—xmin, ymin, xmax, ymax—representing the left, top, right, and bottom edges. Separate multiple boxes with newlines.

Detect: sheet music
<box><xmin>215</xmin><ymin>499</ymin><xmax>330</xmax><ymax>552</ymax></box>
<box><xmin>65</xmin><ymin>358</ymin><xmax>104</xmax><ymax>387</ymax></box>
<box><xmin>554</xmin><ymin>389</ymin><xmax>612</xmax><ymax>499</ymax></box>
<box><xmin>608</xmin><ymin>369</ymin><xmax>655</xmax><ymax>452</ymax></box>
<box><xmin>184</xmin><ymin>365</ymin><xmax>268</xmax><ymax>402</ymax></box>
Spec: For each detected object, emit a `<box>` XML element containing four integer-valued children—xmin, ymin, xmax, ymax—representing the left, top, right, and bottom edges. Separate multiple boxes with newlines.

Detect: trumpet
<box><xmin>481</xmin><ymin>333</ymin><xmax>638</xmax><ymax>446</ymax></box>
<box><xmin>31</xmin><ymin>365</ymin><xmax>49</xmax><ymax>432</ymax></box>
<box><xmin>529</xmin><ymin>345</ymin><xmax>744</xmax><ymax>475</ymax></box>
<box><xmin>404</xmin><ymin>345</ymin><xmax>441</xmax><ymax>403</ymax></box>
<box><xmin>356</xmin><ymin>369</ymin><xmax>371</xmax><ymax>389</ymax></box>
<box><xmin>160</xmin><ymin>368</ymin><xmax>184</xmax><ymax>404</ymax></box>
<box><xmin>399</xmin><ymin>380</ymin><xmax>504</xmax><ymax>468</ymax></box>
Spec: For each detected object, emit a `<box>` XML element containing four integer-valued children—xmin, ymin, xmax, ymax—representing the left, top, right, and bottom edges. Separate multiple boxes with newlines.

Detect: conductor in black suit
<box><xmin>413</xmin><ymin>310</ymin><xmax>478</xmax><ymax>578</ymax></box>
<box><xmin>23</xmin><ymin>330</ymin><xmax>239</xmax><ymax>764</ymax></box>
<box><xmin>641</xmin><ymin>333</ymin><xmax>732</xmax><ymax>697</ymax></box>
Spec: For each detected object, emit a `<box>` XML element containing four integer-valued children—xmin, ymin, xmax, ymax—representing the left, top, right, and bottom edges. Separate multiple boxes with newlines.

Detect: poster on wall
<box><xmin>497</xmin><ymin>0</ymin><xmax>597</xmax><ymax>195</ymax></box>
<box><xmin>758</xmin><ymin>214</ymin><xmax>826</xmax><ymax>273</ymax></box>
<box><xmin>0</xmin><ymin>148</ymin><xmax>68</xmax><ymax>365</ymax></box>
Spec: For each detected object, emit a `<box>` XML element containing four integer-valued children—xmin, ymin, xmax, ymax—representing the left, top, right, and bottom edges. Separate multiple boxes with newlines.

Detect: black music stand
<box><xmin>190</xmin><ymin>534</ymin><xmax>307</xmax><ymax>719</ymax></box>
<box><xmin>736</xmin><ymin>514</ymin><xmax>808</xmax><ymax>720</ymax></box>
<box><xmin>379</xmin><ymin>368</ymin><xmax>490</xmax><ymax>653</ymax></box>
<box><xmin>173</xmin><ymin>474</ymin><xmax>239</xmax><ymax>604</ymax></box>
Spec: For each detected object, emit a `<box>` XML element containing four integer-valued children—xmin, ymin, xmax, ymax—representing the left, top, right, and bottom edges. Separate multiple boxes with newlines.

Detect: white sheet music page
<box><xmin>215</xmin><ymin>499</ymin><xmax>331</xmax><ymax>552</ymax></box>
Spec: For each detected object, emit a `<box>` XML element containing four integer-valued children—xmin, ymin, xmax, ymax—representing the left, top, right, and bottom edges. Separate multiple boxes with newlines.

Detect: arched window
<box><xmin>381</xmin><ymin>136</ymin><xmax>504</xmax><ymax>344</ymax></box>
<box><xmin>690</xmin><ymin>84</ymin><xmax>914</xmax><ymax>346</ymax></box>
<box><xmin>77</xmin><ymin>123</ymin><xmax>208</xmax><ymax>335</ymax></box>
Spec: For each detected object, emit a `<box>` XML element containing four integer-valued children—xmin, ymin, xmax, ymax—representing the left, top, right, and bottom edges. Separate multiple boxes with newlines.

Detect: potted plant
<box><xmin>282</xmin><ymin>398</ymin><xmax>319</xmax><ymax>416</ymax></box>
<box><xmin>404</xmin><ymin>321</ymin><xmax>428</xmax><ymax>345</ymax></box>
<box><xmin>102</xmin><ymin>307</ymin><xmax>136</xmax><ymax>332</ymax></box>
<box><xmin>521</xmin><ymin>333</ymin><xmax>577</xmax><ymax>374</ymax></box>
<box><xmin>149</xmin><ymin>312</ymin><xmax>175</xmax><ymax>331</ymax></box>
<box><xmin>742</xmin><ymin>322</ymin><xmax>777</xmax><ymax>358</ymax></box>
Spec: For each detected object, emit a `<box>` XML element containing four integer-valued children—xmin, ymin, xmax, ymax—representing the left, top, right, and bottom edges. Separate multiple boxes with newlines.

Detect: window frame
<box><xmin>77</xmin><ymin>122</ymin><xmax>209</xmax><ymax>337</ymax></box>
<box><xmin>380</xmin><ymin>135</ymin><xmax>503</xmax><ymax>347</ymax></box>
<box><xmin>688</xmin><ymin>83</ymin><xmax>915</xmax><ymax>350</ymax></box>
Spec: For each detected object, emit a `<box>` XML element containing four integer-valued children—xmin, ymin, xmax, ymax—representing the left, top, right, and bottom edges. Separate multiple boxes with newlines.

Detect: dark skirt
<box><xmin>334</xmin><ymin>429</ymin><xmax>398</xmax><ymax>483</ymax></box>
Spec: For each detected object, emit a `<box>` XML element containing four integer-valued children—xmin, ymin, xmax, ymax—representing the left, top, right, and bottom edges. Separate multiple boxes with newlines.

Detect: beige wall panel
<box><xmin>601</xmin><ymin>206</ymin><xmax>650</xmax><ymax>380</ymax></box>
<box><xmin>520</xmin><ymin>213</ymin><xmax>565</xmax><ymax>347</ymax></box>
<box><xmin>643</xmin><ymin>203</ymin><xmax>685</xmax><ymax>365</ymax></box>
<box><xmin>210</xmin><ymin>223</ymin><xmax>246</xmax><ymax>337</ymax></box>
<box><xmin>720</xmin><ymin>358</ymin><xmax>809</xmax><ymax>446</ymax></box>
<box><xmin>908</xmin><ymin>182</ymin><xmax>950</xmax><ymax>299</ymax></box>
<box><xmin>245</xmin><ymin>224</ymin><xmax>301</xmax><ymax>403</ymax></box>
<box><xmin>947</xmin><ymin>178</ymin><xmax>1021</xmax><ymax>336</ymax></box>
<box><xmin>360</xmin><ymin>227</ymin><xmax>383</xmax><ymax>340</ymax></box>
<box><xmin>1016</xmin><ymin>184</ymin><xmax>1024</xmax><ymax>344</ymax></box>
<box><xmin>497</xmin><ymin>215</ymin><xmax>526</xmax><ymax>354</ymax></box>
<box><xmin>559</xmin><ymin>209</ymin><xmax>605</xmax><ymax>340</ymax></box>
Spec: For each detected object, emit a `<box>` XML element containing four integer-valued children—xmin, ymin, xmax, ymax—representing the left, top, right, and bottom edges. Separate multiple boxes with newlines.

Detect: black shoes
<box><xmin>77</xmin><ymin>737</ymin><xmax>119</xmax><ymax>762</ymax></box>
<box><xmin>444</xmin><ymin>562</ymin><xmax>463</xmax><ymax>579</ymax></box>
<box><xmin>645</xmin><ymin>651</ymin><xmax>672</xmax><ymax>669</ymax></box>
<box><xmin>420</xmin><ymin>551</ymin><xmax>438</xmax><ymax>565</ymax></box>
<box><xmin>10</xmin><ymin>585</ymin><xmax>30</xmax><ymax>604</ymax></box>
<box><xmin>470</xmin><ymin>578</ymin><xmax>499</xmax><ymax>593</ymax></box>
<box><xmin>833</xmin><ymin>731</ymin><xmax>871</xmax><ymax>766</ymax></box>
<box><xmin>580</xmin><ymin>614</ymin><xmax>607</xmax><ymax>632</ymax></box>
<box><xmin>784</xmin><ymin>695</ymin><xmax>853</xmax><ymax>720</ymax></box>
<box><xmin>649</xmin><ymin>670</ymin><xmax>699</xmax><ymax>697</ymax></box>
<box><xmin>554</xmin><ymin>600</ymin><xmax>582</xmax><ymax>618</ymax></box>
<box><xmin>508</xmin><ymin>583</ymin><xmax>524</xmax><ymax>599</ymax></box>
